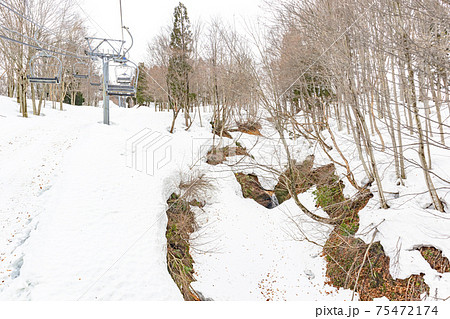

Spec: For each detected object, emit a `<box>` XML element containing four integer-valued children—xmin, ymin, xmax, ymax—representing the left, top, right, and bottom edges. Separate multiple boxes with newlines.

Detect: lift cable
<box><xmin>0</xmin><ymin>31</ymin><xmax>86</xmax><ymax>60</ymax></box>
<box><xmin>0</xmin><ymin>0</ymin><xmax>89</xmax><ymax>56</ymax></box>
<box><xmin>0</xmin><ymin>0</ymin><xmax>174</xmax><ymax>105</ymax></box>
<box><xmin>0</xmin><ymin>24</ymin><xmax>87</xmax><ymax>60</ymax></box>
<box><xmin>72</xmin><ymin>0</ymin><xmax>112</xmax><ymax>39</ymax></box>
<box><xmin>119</xmin><ymin>0</ymin><xmax>124</xmax><ymax>42</ymax></box>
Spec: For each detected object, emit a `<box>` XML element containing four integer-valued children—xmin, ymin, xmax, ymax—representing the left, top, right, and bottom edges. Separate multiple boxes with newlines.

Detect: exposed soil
<box><xmin>324</xmin><ymin>235</ymin><xmax>429</xmax><ymax>300</ymax></box>
<box><xmin>270</xmin><ymin>155</ymin><xmax>430</xmax><ymax>300</ymax></box>
<box><xmin>210</xmin><ymin>120</ymin><xmax>233</xmax><ymax>139</ymax></box>
<box><xmin>273</xmin><ymin>155</ymin><xmax>336</xmax><ymax>205</ymax></box>
<box><xmin>229</xmin><ymin>121</ymin><xmax>263</xmax><ymax>136</ymax></box>
<box><xmin>419</xmin><ymin>247</ymin><xmax>450</xmax><ymax>274</ymax></box>
<box><xmin>234</xmin><ymin>173</ymin><xmax>277</xmax><ymax>209</ymax></box>
<box><xmin>206</xmin><ymin>144</ymin><xmax>251</xmax><ymax>166</ymax></box>
<box><xmin>318</xmin><ymin>178</ymin><xmax>430</xmax><ymax>301</ymax></box>
<box><xmin>166</xmin><ymin>193</ymin><xmax>202</xmax><ymax>301</ymax></box>
<box><xmin>212</xmin><ymin>128</ymin><xmax>233</xmax><ymax>139</ymax></box>
<box><xmin>234</xmin><ymin>155</ymin><xmax>340</xmax><ymax>210</ymax></box>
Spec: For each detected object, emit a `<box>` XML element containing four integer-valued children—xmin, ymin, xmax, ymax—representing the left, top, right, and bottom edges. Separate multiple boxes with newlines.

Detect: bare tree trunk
<box><xmin>381</xmin><ymin>58</ymin><xmax>400</xmax><ymax>182</ymax></box>
<box><xmin>405</xmin><ymin>43</ymin><xmax>444</xmax><ymax>212</ymax></box>
<box><xmin>31</xmin><ymin>82</ymin><xmax>37</xmax><ymax>115</ymax></box>
<box><xmin>347</xmin><ymin>63</ymin><xmax>388</xmax><ymax>208</ymax></box>
<box><xmin>391</xmin><ymin>57</ymin><xmax>406</xmax><ymax>180</ymax></box>
<box><xmin>37</xmin><ymin>88</ymin><xmax>44</xmax><ymax>116</ymax></box>
<box><xmin>18</xmin><ymin>72</ymin><xmax>28</xmax><ymax>118</ymax></box>
<box><xmin>429</xmin><ymin>71</ymin><xmax>445</xmax><ymax>145</ymax></box>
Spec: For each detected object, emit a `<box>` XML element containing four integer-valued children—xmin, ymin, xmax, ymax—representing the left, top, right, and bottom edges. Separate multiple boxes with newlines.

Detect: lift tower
<box><xmin>85</xmin><ymin>32</ymin><xmax>139</xmax><ymax>125</ymax></box>
<box><xmin>85</xmin><ymin>37</ymin><xmax>125</xmax><ymax>125</ymax></box>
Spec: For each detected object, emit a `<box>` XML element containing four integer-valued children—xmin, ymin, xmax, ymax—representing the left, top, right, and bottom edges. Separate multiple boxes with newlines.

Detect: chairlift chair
<box><xmin>27</xmin><ymin>51</ymin><xmax>62</xmax><ymax>84</ymax></box>
<box><xmin>73</xmin><ymin>61</ymin><xmax>89</xmax><ymax>79</ymax></box>
<box><xmin>117</xmin><ymin>72</ymin><xmax>132</xmax><ymax>84</ymax></box>
<box><xmin>89</xmin><ymin>66</ymin><xmax>102</xmax><ymax>87</ymax></box>
<box><xmin>90</xmin><ymin>74</ymin><xmax>102</xmax><ymax>87</ymax></box>
<box><xmin>107</xmin><ymin>84</ymin><xmax>135</xmax><ymax>97</ymax></box>
<box><xmin>106</xmin><ymin>61</ymin><xmax>139</xmax><ymax>97</ymax></box>
<box><xmin>115</xmin><ymin>63</ymin><xmax>133</xmax><ymax>84</ymax></box>
<box><xmin>88</xmin><ymin>57</ymin><xmax>102</xmax><ymax>88</ymax></box>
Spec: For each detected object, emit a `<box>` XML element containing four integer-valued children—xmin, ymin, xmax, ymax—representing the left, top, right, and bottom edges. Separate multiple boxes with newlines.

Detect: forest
<box><xmin>0</xmin><ymin>0</ymin><xmax>450</xmax><ymax>306</ymax></box>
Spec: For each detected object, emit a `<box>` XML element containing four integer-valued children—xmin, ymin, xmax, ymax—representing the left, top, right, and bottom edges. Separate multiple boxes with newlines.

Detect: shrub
<box><xmin>166</xmin><ymin>171</ymin><xmax>213</xmax><ymax>300</ymax></box>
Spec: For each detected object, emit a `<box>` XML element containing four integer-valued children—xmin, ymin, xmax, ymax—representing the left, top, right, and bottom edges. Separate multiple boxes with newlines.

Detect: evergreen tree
<box><xmin>136</xmin><ymin>63</ymin><xmax>150</xmax><ymax>106</ymax></box>
<box><xmin>64</xmin><ymin>91</ymin><xmax>85</xmax><ymax>106</ymax></box>
<box><xmin>167</xmin><ymin>2</ymin><xmax>193</xmax><ymax>133</ymax></box>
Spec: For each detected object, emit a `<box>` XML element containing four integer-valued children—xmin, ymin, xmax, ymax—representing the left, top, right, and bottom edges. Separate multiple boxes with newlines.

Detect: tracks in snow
<box><xmin>0</xmin><ymin>122</ymin><xmax>78</xmax><ymax>294</ymax></box>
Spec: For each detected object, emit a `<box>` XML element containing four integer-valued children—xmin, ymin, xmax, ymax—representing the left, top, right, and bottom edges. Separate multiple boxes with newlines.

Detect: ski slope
<box><xmin>0</xmin><ymin>97</ymin><xmax>183</xmax><ymax>300</ymax></box>
<box><xmin>1</xmin><ymin>95</ymin><xmax>449</xmax><ymax>301</ymax></box>
<box><xmin>0</xmin><ymin>97</ymin><xmax>354</xmax><ymax>301</ymax></box>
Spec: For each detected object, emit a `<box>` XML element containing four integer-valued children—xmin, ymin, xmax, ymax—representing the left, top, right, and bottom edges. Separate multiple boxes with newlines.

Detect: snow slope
<box><xmin>190</xmin><ymin>167</ymin><xmax>353</xmax><ymax>300</ymax></box>
<box><xmin>1</xmin><ymin>94</ymin><xmax>448</xmax><ymax>301</ymax></box>
<box><xmin>0</xmin><ymin>98</ymin><xmax>183</xmax><ymax>300</ymax></box>
<box><xmin>0</xmin><ymin>97</ymin><xmax>355</xmax><ymax>301</ymax></box>
<box><xmin>187</xmin><ymin>104</ymin><xmax>450</xmax><ymax>301</ymax></box>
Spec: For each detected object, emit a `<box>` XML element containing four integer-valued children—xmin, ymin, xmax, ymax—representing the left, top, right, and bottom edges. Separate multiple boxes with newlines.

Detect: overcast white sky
<box><xmin>79</xmin><ymin>0</ymin><xmax>264</xmax><ymax>62</ymax></box>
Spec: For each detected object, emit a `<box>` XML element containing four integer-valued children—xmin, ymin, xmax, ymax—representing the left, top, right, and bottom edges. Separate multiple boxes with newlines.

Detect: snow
<box><xmin>358</xmin><ymin>206</ymin><xmax>450</xmax><ymax>300</ymax></box>
<box><xmin>348</xmin><ymin>106</ymin><xmax>450</xmax><ymax>301</ymax></box>
<box><xmin>1</xmin><ymin>93</ymin><xmax>449</xmax><ymax>301</ymax></box>
<box><xmin>0</xmin><ymin>98</ymin><xmax>182</xmax><ymax>300</ymax></box>
<box><xmin>190</xmin><ymin>175</ymin><xmax>352</xmax><ymax>300</ymax></box>
<box><xmin>204</xmin><ymin>103</ymin><xmax>450</xmax><ymax>301</ymax></box>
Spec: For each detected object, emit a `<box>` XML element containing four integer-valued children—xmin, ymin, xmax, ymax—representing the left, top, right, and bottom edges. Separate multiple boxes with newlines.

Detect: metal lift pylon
<box><xmin>85</xmin><ymin>29</ymin><xmax>138</xmax><ymax>124</ymax></box>
<box><xmin>84</xmin><ymin>36</ymin><xmax>126</xmax><ymax>125</ymax></box>
<box><xmin>102</xmin><ymin>56</ymin><xmax>110</xmax><ymax>124</ymax></box>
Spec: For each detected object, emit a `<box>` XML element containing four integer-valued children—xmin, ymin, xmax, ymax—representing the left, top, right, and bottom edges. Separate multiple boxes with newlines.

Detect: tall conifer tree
<box><xmin>167</xmin><ymin>2</ymin><xmax>193</xmax><ymax>132</ymax></box>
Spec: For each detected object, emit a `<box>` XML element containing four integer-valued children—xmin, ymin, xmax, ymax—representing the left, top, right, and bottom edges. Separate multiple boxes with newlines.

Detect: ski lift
<box><xmin>73</xmin><ymin>61</ymin><xmax>89</xmax><ymax>79</ymax></box>
<box><xmin>115</xmin><ymin>63</ymin><xmax>133</xmax><ymax>84</ymax></box>
<box><xmin>87</xmin><ymin>57</ymin><xmax>102</xmax><ymax>87</ymax></box>
<box><xmin>90</xmin><ymin>74</ymin><xmax>102</xmax><ymax>87</ymax></box>
<box><xmin>107</xmin><ymin>83</ymin><xmax>135</xmax><ymax>97</ymax></box>
<box><xmin>106</xmin><ymin>60</ymin><xmax>139</xmax><ymax>97</ymax></box>
<box><xmin>27</xmin><ymin>51</ymin><xmax>62</xmax><ymax>84</ymax></box>
<box><xmin>117</xmin><ymin>72</ymin><xmax>132</xmax><ymax>84</ymax></box>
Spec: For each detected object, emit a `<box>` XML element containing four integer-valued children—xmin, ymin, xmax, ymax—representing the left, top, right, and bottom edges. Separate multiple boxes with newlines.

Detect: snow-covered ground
<box><xmin>0</xmin><ymin>97</ymin><xmax>184</xmax><ymax>300</ymax></box>
<box><xmin>190</xmin><ymin>172</ymin><xmax>352</xmax><ymax>300</ymax></box>
<box><xmin>1</xmin><ymin>95</ymin><xmax>449</xmax><ymax>301</ymax></box>
<box><xmin>318</xmin><ymin>108</ymin><xmax>450</xmax><ymax>301</ymax></box>
<box><xmin>189</xmin><ymin>104</ymin><xmax>450</xmax><ymax>301</ymax></box>
<box><xmin>0</xmin><ymin>96</ymin><xmax>354</xmax><ymax>301</ymax></box>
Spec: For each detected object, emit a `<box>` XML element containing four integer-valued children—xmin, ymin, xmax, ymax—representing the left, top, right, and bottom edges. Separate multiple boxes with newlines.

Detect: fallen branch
<box><xmin>352</xmin><ymin>229</ymin><xmax>378</xmax><ymax>300</ymax></box>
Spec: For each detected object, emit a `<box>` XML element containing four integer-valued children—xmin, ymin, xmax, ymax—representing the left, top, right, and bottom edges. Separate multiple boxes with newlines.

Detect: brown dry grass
<box><xmin>166</xmin><ymin>172</ymin><xmax>213</xmax><ymax>301</ymax></box>
<box><xmin>419</xmin><ymin>247</ymin><xmax>450</xmax><ymax>274</ymax></box>
<box><xmin>234</xmin><ymin>121</ymin><xmax>263</xmax><ymax>136</ymax></box>
<box><xmin>321</xmin><ymin>184</ymin><xmax>429</xmax><ymax>301</ymax></box>
<box><xmin>166</xmin><ymin>193</ymin><xmax>200</xmax><ymax>301</ymax></box>
<box><xmin>206</xmin><ymin>144</ymin><xmax>250</xmax><ymax>166</ymax></box>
